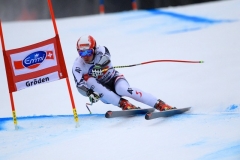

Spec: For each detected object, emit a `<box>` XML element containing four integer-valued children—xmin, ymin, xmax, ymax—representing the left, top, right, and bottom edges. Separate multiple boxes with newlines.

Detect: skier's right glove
<box><xmin>87</xmin><ymin>89</ymin><xmax>100</xmax><ymax>103</ymax></box>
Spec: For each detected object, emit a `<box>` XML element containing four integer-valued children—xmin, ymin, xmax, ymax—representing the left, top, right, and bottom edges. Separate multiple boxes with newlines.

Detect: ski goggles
<box><xmin>78</xmin><ymin>49</ymin><xmax>94</xmax><ymax>57</ymax></box>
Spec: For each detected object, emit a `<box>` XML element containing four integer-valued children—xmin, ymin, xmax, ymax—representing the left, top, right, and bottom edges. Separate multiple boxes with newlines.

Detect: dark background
<box><xmin>0</xmin><ymin>0</ymin><xmax>219</xmax><ymax>21</ymax></box>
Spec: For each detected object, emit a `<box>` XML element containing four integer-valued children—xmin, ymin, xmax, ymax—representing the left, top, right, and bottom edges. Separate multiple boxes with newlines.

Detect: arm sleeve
<box><xmin>72</xmin><ymin>60</ymin><xmax>89</xmax><ymax>97</ymax></box>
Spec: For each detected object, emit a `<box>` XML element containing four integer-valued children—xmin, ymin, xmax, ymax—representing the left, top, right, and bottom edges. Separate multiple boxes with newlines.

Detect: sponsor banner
<box><xmin>15</xmin><ymin>71</ymin><xmax>60</xmax><ymax>91</ymax></box>
<box><xmin>10</xmin><ymin>43</ymin><xmax>57</xmax><ymax>76</ymax></box>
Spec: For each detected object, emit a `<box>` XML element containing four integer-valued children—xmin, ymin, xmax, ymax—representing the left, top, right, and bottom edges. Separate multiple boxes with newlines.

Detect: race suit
<box><xmin>72</xmin><ymin>45</ymin><xmax>158</xmax><ymax>107</ymax></box>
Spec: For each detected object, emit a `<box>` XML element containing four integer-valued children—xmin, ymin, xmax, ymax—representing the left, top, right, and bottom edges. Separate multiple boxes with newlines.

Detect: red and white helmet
<box><xmin>76</xmin><ymin>35</ymin><xmax>96</xmax><ymax>51</ymax></box>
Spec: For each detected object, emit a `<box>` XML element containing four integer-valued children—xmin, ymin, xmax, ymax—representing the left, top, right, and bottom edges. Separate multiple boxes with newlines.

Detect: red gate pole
<box><xmin>0</xmin><ymin>20</ymin><xmax>18</xmax><ymax>130</ymax></box>
<box><xmin>47</xmin><ymin>0</ymin><xmax>79</xmax><ymax>127</ymax></box>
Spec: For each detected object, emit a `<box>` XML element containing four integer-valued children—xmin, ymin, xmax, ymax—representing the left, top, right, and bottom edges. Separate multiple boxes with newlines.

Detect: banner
<box><xmin>4</xmin><ymin>37</ymin><xmax>67</xmax><ymax>92</ymax></box>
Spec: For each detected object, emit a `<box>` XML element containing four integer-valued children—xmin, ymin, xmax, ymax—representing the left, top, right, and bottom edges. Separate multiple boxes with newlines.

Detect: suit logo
<box><xmin>75</xmin><ymin>67</ymin><xmax>81</xmax><ymax>73</ymax></box>
<box><xmin>127</xmin><ymin>88</ymin><xmax>133</xmax><ymax>94</ymax></box>
<box><xmin>136</xmin><ymin>91</ymin><xmax>142</xmax><ymax>97</ymax></box>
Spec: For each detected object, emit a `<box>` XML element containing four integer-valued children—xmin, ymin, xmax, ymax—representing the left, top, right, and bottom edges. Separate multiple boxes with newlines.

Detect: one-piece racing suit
<box><xmin>72</xmin><ymin>45</ymin><xmax>158</xmax><ymax>107</ymax></box>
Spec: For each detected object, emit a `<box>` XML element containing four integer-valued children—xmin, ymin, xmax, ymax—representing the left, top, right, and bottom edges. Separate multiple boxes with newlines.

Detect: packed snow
<box><xmin>0</xmin><ymin>0</ymin><xmax>240</xmax><ymax>159</ymax></box>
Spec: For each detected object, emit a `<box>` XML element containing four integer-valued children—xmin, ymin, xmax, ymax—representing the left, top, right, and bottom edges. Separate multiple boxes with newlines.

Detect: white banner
<box><xmin>15</xmin><ymin>72</ymin><xmax>60</xmax><ymax>91</ymax></box>
<box><xmin>10</xmin><ymin>43</ymin><xmax>57</xmax><ymax>76</ymax></box>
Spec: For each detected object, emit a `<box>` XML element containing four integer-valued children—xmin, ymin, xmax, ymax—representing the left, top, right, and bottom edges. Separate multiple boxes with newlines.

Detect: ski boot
<box><xmin>154</xmin><ymin>99</ymin><xmax>176</xmax><ymax>111</ymax></box>
<box><xmin>119</xmin><ymin>98</ymin><xmax>140</xmax><ymax>110</ymax></box>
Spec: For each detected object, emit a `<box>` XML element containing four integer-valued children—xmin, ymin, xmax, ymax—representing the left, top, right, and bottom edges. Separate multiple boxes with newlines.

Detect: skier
<box><xmin>72</xmin><ymin>35</ymin><xmax>176</xmax><ymax>111</ymax></box>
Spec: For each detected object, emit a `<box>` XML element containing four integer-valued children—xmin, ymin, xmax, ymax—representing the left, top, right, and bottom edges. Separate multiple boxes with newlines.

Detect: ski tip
<box><xmin>145</xmin><ymin>112</ymin><xmax>152</xmax><ymax>120</ymax></box>
<box><xmin>105</xmin><ymin>111</ymin><xmax>112</xmax><ymax>118</ymax></box>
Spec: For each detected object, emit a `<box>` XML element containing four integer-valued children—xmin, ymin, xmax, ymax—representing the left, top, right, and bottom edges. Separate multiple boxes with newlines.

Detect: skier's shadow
<box><xmin>146</xmin><ymin>118</ymin><xmax>169</xmax><ymax>126</ymax></box>
<box><xmin>107</xmin><ymin>115</ymin><xmax>140</xmax><ymax>127</ymax></box>
<box><xmin>147</xmin><ymin>112</ymin><xmax>193</xmax><ymax>126</ymax></box>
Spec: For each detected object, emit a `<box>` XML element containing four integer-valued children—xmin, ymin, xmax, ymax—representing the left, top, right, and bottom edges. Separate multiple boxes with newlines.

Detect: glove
<box><xmin>91</xmin><ymin>64</ymin><xmax>103</xmax><ymax>78</ymax></box>
<box><xmin>87</xmin><ymin>89</ymin><xmax>100</xmax><ymax>103</ymax></box>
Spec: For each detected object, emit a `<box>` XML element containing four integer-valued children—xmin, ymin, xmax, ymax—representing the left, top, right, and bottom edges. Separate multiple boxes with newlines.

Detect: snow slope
<box><xmin>0</xmin><ymin>0</ymin><xmax>240</xmax><ymax>159</ymax></box>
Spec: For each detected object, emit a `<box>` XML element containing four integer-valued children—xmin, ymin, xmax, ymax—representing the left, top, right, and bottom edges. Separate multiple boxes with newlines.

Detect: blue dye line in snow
<box><xmin>147</xmin><ymin>9</ymin><xmax>232</xmax><ymax>24</ymax></box>
<box><xmin>223</xmin><ymin>104</ymin><xmax>239</xmax><ymax>113</ymax></box>
<box><xmin>0</xmin><ymin>114</ymin><xmax>104</xmax><ymax>130</ymax></box>
<box><xmin>0</xmin><ymin>106</ymin><xmax>239</xmax><ymax>123</ymax></box>
<box><xmin>200</xmin><ymin>144</ymin><xmax>240</xmax><ymax>159</ymax></box>
<box><xmin>167</xmin><ymin>27</ymin><xmax>203</xmax><ymax>34</ymax></box>
<box><xmin>0</xmin><ymin>107</ymin><xmax>239</xmax><ymax>130</ymax></box>
<box><xmin>185</xmin><ymin>139</ymin><xmax>206</xmax><ymax>147</ymax></box>
<box><xmin>227</xmin><ymin>104</ymin><xmax>238</xmax><ymax>111</ymax></box>
<box><xmin>0</xmin><ymin>114</ymin><xmax>104</xmax><ymax>121</ymax></box>
<box><xmin>120</xmin><ymin>9</ymin><xmax>236</xmax><ymax>35</ymax></box>
<box><xmin>122</xmin><ymin>9</ymin><xmax>235</xmax><ymax>24</ymax></box>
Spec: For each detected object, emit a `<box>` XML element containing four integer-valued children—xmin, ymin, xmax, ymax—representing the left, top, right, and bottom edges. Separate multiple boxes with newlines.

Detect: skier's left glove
<box><xmin>91</xmin><ymin>64</ymin><xmax>103</xmax><ymax>78</ymax></box>
<box><xmin>87</xmin><ymin>89</ymin><xmax>100</xmax><ymax>103</ymax></box>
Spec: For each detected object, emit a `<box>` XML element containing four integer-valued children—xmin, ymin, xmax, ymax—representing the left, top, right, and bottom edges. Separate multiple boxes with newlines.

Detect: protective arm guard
<box><xmin>77</xmin><ymin>84</ymin><xmax>100</xmax><ymax>103</ymax></box>
<box><xmin>76</xmin><ymin>84</ymin><xmax>89</xmax><ymax>97</ymax></box>
<box><xmin>95</xmin><ymin>46</ymin><xmax>111</xmax><ymax>68</ymax></box>
<box><xmin>91</xmin><ymin>47</ymin><xmax>111</xmax><ymax>78</ymax></box>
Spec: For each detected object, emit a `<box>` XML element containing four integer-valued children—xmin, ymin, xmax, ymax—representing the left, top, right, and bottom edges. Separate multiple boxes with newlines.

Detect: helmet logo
<box><xmin>79</xmin><ymin>44</ymin><xmax>89</xmax><ymax>48</ymax></box>
<box><xmin>79</xmin><ymin>43</ymin><xmax>90</xmax><ymax>50</ymax></box>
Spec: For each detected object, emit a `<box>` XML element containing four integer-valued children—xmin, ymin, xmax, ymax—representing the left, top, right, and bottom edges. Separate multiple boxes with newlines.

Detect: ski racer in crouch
<box><xmin>72</xmin><ymin>35</ymin><xmax>176</xmax><ymax>111</ymax></box>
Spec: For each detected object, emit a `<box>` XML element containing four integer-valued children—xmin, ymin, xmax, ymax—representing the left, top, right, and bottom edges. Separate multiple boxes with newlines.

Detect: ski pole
<box><xmin>86</xmin><ymin>103</ymin><xmax>92</xmax><ymax>114</ymax></box>
<box><xmin>104</xmin><ymin>59</ymin><xmax>203</xmax><ymax>71</ymax></box>
<box><xmin>103</xmin><ymin>59</ymin><xmax>203</xmax><ymax>71</ymax></box>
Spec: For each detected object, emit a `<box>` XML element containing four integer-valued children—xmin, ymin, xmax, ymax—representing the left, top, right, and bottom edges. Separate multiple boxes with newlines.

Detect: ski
<box><xmin>105</xmin><ymin>108</ymin><xmax>155</xmax><ymax>118</ymax></box>
<box><xmin>145</xmin><ymin>107</ymin><xmax>191</xmax><ymax>120</ymax></box>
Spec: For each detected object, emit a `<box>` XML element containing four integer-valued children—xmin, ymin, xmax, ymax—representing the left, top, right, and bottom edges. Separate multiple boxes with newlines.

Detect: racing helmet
<box><xmin>76</xmin><ymin>35</ymin><xmax>96</xmax><ymax>51</ymax></box>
